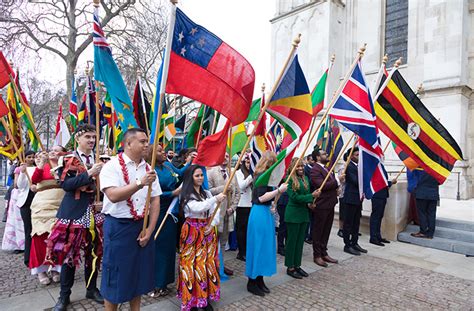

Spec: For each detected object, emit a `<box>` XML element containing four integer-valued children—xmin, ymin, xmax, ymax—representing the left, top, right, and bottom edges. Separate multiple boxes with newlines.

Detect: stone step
<box><xmin>436</xmin><ymin>218</ymin><xmax>474</xmax><ymax>232</ymax></box>
<box><xmin>405</xmin><ymin>224</ymin><xmax>474</xmax><ymax>243</ymax></box>
<box><xmin>398</xmin><ymin>227</ymin><xmax>474</xmax><ymax>256</ymax></box>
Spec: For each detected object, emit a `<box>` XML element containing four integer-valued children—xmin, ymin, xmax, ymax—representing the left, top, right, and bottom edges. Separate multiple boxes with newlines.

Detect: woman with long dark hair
<box><xmin>246</xmin><ymin>151</ymin><xmax>288</xmax><ymax>296</ymax></box>
<box><xmin>177</xmin><ymin>164</ymin><xmax>226</xmax><ymax>311</ymax></box>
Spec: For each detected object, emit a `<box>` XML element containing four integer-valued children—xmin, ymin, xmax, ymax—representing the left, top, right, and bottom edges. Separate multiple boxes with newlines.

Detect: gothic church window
<box><xmin>384</xmin><ymin>0</ymin><xmax>408</xmax><ymax>63</ymax></box>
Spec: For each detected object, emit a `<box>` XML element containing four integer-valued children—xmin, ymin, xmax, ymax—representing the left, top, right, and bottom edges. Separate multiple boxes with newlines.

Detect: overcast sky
<box><xmin>179</xmin><ymin>0</ymin><xmax>275</xmax><ymax>96</ymax></box>
<box><xmin>32</xmin><ymin>1</ymin><xmax>275</xmax><ymax>99</ymax></box>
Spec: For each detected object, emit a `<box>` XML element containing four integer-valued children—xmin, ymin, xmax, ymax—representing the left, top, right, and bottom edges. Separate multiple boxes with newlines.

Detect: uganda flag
<box><xmin>375</xmin><ymin>70</ymin><xmax>463</xmax><ymax>184</ymax></box>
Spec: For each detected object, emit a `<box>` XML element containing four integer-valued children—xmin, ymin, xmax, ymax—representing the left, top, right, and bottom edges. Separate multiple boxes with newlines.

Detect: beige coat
<box><xmin>207</xmin><ymin>166</ymin><xmax>240</xmax><ymax>233</ymax></box>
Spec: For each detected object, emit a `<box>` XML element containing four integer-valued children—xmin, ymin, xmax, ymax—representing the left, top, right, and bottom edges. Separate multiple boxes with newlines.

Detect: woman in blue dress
<box><xmin>149</xmin><ymin>144</ymin><xmax>192</xmax><ymax>298</ymax></box>
<box><xmin>246</xmin><ymin>151</ymin><xmax>288</xmax><ymax>296</ymax></box>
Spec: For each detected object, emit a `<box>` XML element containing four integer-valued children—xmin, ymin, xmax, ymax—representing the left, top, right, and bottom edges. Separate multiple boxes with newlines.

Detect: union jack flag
<box><xmin>266</xmin><ymin>118</ymin><xmax>283</xmax><ymax>153</ymax></box>
<box><xmin>329</xmin><ymin>61</ymin><xmax>388</xmax><ymax>199</ymax></box>
<box><xmin>93</xmin><ymin>9</ymin><xmax>111</xmax><ymax>53</ymax></box>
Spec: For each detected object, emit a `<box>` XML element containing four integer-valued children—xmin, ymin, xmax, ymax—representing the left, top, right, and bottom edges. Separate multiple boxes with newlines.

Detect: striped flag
<box><xmin>54</xmin><ymin>103</ymin><xmax>71</xmax><ymax>147</ymax></box>
<box><xmin>255</xmin><ymin>54</ymin><xmax>312</xmax><ymax>187</ymax></box>
<box><xmin>132</xmin><ymin>78</ymin><xmax>151</xmax><ymax>132</ymax></box>
<box><xmin>311</xmin><ymin>69</ymin><xmax>328</xmax><ymax>115</ymax></box>
<box><xmin>375</xmin><ymin>70</ymin><xmax>463</xmax><ymax>183</ymax></box>
<box><xmin>330</xmin><ymin>61</ymin><xmax>388</xmax><ymax>199</ymax></box>
<box><xmin>69</xmin><ymin>75</ymin><xmax>78</xmax><ymax>130</ymax></box>
<box><xmin>249</xmin><ymin>95</ymin><xmax>269</xmax><ymax>173</ymax></box>
<box><xmin>227</xmin><ymin>122</ymin><xmax>247</xmax><ymax>156</ymax></box>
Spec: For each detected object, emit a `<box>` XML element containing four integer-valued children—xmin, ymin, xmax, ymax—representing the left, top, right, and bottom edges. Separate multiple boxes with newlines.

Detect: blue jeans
<box><xmin>416</xmin><ymin>199</ymin><xmax>437</xmax><ymax>237</ymax></box>
<box><xmin>370</xmin><ymin>198</ymin><xmax>386</xmax><ymax>241</ymax></box>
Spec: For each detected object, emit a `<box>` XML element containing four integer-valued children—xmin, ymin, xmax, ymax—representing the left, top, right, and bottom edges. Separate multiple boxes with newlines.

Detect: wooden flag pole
<box><xmin>281</xmin><ymin>44</ymin><xmax>367</xmax><ymax>188</ymax></box>
<box><xmin>203</xmin><ymin>34</ymin><xmax>303</xmax><ymax>232</ymax></box>
<box><xmin>305</xmin><ymin>54</ymin><xmax>335</xmax><ymax>150</ymax></box>
<box><xmin>172</xmin><ymin>95</ymin><xmax>176</xmax><ymax>152</ymax></box>
<box><xmin>383</xmin><ymin>139</ymin><xmax>391</xmax><ymax>154</ymax></box>
<box><xmin>142</xmin><ymin>0</ymin><xmax>178</xmax><ymax>236</ymax></box>
<box><xmin>111</xmin><ymin>104</ymin><xmax>116</xmax><ymax>155</ymax></box>
<box><xmin>342</xmin><ymin>135</ymin><xmax>358</xmax><ymax>175</ymax></box>
<box><xmin>94</xmin><ymin>79</ymin><xmax>101</xmax><ymax>202</ymax></box>
<box><xmin>393</xmin><ymin>166</ymin><xmax>406</xmax><ymax>181</ymax></box>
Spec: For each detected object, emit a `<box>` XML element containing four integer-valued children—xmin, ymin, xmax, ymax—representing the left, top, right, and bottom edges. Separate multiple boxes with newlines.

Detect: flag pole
<box><xmin>111</xmin><ymin>104</ymin><xmax>116</xmax><ymax>155</ymax></box>
<box><xmin>393</xmin><ymin>166</ymin><xmax>406</xmax><ymax>181</ymax></box>
<box><xmin>94</xmin><ymin>79</ymin><xmax>101</xmax><ymax>202</ymax></box>
<box><xmin>142</xmin><ymin>0</ymin><xmax>178</xmax><ymax>236</ymax></box>
<box><xmin>373</xmin><ymin>57</ymin><xmax>402</xmax><ymax>103</ymax></box>
<box><xmin>172</xmin><ymin>95</ymin><xmax>176</xmax><ymax>152</ymax></box>
<box><xmin>85</xmin><ymin>66</ymin><xmax>92</xmax><ymax>125</ymax></box>
<box><xmin>383</xmin><ymin>139</ymin><xmax>391</xmax><ymax>153</ymax></box>
<box><xmin>137</xmin><ymin>70</ymin><xmax>150</xmax><ymax>137</ymax></box>
<box><xmin>203</xmin><ymin>34</ymin><xmax>303</xmax><ymax>232</ymax></box>
<box><xmin>282</xmin><ymin>44</ymin><xmax>367</xmax><ymax>186</ymax></box>
<box><xmin>305</xmin><ymin>54</ymin><xmax>335</xmax><ymax>150</ymax></box>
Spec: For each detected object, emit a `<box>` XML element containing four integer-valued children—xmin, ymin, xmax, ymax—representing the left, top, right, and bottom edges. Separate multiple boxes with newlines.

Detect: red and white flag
<box><xmin>54</xmin><ymin>103</ymin><xmax>71</xmax><ymax>147</ymax></box>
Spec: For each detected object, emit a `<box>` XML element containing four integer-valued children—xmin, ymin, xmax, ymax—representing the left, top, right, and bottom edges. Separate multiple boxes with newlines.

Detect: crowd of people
<box><xmin>0</xmin><ymin>124</ymin><xmax>440</xmax><ymax>311</ymax></box>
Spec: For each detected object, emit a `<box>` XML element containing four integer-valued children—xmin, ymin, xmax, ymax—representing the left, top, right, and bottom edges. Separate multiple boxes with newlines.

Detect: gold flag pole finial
<box><xmin>292</xmin><ymin>33</ymin><xmax>302</xmax><ymax>47</ymax></box>
<box><xmin>417</xmin><ymin>83</ymin><xmax>424</xmax><ymax>94</ymax></box>
<box><xmin>359</xmin><ymin>43</ymin><xmax>367</xmax><ymax>55</ymax></box>
<box><xmin>93</xmin><ymin>0</ymin><xmax>100</xmax><ymax>7</ymax></box>
<box><xmin>261</xmin><ymin>83</ymin><xmax>266</xmax><ymax>93</ymax></box>
<box><xmin>171</xmin><ymin>0</ymin><xmax>178</xmax><ymax>4</ymax></box>
<box><xmin>330</xmin><ymin>54</ymin><xmax>336</xmax><ymax>63</ymax></box>
<box><xmin>382</xmin><ymin>54</ymin><xmax>389</xmax><ymax>64</ymax></box>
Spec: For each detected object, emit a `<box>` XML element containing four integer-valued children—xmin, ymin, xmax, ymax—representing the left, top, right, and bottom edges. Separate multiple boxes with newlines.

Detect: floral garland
<box><xmin>118</xmin><ymin>152</ymin><xmax>148</xmax><ymax>220</ymax></box>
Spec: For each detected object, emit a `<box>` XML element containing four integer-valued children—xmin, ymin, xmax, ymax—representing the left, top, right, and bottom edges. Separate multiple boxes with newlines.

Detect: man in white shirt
<box><xmin>99</xmin><ymin>128</ymin><xmax>162</xmax><ymax>311</ymax></box>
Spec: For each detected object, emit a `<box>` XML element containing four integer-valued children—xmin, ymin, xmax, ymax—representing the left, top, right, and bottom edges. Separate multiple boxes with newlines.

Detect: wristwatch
<box><xmin>136</xmin><ymin>179</ymin><xmax>143</xmax><ymax>188</ymax></box>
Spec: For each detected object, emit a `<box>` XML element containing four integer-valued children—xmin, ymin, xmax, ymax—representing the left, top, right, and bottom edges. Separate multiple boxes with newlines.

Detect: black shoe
<box><xmin>277</xmin><ymin>248</ymin><xmax>285</xmax><ymax>256</ymax></box>
<box><xmin>256</xmin><ymin>276</ymin><xmax>270</xmax><ymax>294</ymax></box>
<box><xmin>369</xmin><ymin>239</ymin><xmax>385</xmax><ymax>246</ymax></box>
<box><xmin>236</xmin><ymin>254</ymin><xmax>246</xmax><ymax>262</ymax></box>
<box><xmin>86</xmin><ymin>288</ymin><xmax>104</xmax><ymax>304</ymax></box>
<box><xmin>344</xmin><ymin>246</ymin><xmax>361</xmax><ymax>256</ymax></box>
<box><xmin>53</xmin><ymin>296</ymin><xmax>70</xmax><ymax>311</ymax></box>
<box><xmin>358</xmin><ymin>233</ymin><xmax>362</xmax><ymax>236</ymax></box>
<box><xmin>353</xmin><ymin>244</ymin><xmax>368</xmax><ymax>253</ymax></box>
<box><xmin>287</xmin><ymin>268</ymin><xmax>303</xmax><ymax>279</ymax></box>
<box><xmin>247</xmin><ymin>279</ymin><xmax>265</xmax><ymax>296</ymax></box>
<box><xmin>204</xmin><ymin>303</ymin><xmax>214</xmax><ymax>311</ymax></box>
<box><xmin>295</xmin><ymin>267</ymin><xmax>309</xmax><ymax>277</ymax></box>
<box><xmin>337</xmin><ymin>229</ymin><xmax>343</xmax><ymax>238</ymax></box>
<box><xmin>304</xmin><ymin>238</ymin><xmax>313</xmax><ymax>244</ymax></box>
<box><xmin>380</xmin><ymin>238</ymin><xmax>390</xmax><ymax>244</ymax></box>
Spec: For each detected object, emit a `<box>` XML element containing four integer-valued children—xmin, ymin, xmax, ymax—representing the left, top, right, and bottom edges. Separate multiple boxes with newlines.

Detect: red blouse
<box><xmin>31</xmin><ymin>163</ymin><xmax>54</xmax><ymax>183</ymax></box>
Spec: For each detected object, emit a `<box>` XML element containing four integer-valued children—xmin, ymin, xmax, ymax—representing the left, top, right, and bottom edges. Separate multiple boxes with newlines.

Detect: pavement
<box><xmin>1</xmin><ymin>201</ymin><xmax>473</xmax><ymax>310</ymax></box>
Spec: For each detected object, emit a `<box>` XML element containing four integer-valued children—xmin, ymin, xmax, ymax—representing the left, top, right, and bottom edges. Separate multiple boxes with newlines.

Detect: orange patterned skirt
<box><xmin>177</xmin><ymin>218</ymin><xmax>220</xmax><ymax>311</ymax></box>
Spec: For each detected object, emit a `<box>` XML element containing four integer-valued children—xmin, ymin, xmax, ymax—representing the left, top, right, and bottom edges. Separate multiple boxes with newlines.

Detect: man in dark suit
<box><xmin>46</xmin><ymin>124</ymin><xmax>105</xmax><ymax>311</ymax></box>
<box><xmin>304</xmin><ymin>154</ymin><xmax>315</xmax><ymax>244</ymax></box>
<box><xmin>310</xmin><ymin>149</ymin><xmax>339</xmax><ymax>267</ymax></box>
<box><xmin>370</xmin><ymin>178</ymin><xmax>397</xmax><ymax>246</ymax></box>
<box><xmin>411</xmin><ymin>170</ymin><xmax>440</xmax><ymax>239</ymax></box>
<box><xmin>342</xmin><ymin>147</ymin><xmax>367</xmax><ymax>256</ymax></box>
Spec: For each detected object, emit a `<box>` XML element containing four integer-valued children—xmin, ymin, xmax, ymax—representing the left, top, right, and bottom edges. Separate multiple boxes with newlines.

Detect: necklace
<box><xmin>118</xmin><ymin>152</ymin><xmax>150</xmax><ymax>220</ymax></box>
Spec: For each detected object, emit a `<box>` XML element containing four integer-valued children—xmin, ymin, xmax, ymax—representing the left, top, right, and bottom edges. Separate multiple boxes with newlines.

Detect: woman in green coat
<box><xmin>284</xmin><ymin>158</ymin><xmax>320</xmax><ymax>279</ymax></box>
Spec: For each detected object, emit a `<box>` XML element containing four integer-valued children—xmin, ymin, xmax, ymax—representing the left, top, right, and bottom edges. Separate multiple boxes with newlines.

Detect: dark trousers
<box><xmin>235</xmin><ymin>207</ymin><xmax>251</xmax><ymax>257</ymax></box>
<box><xmin>306</xmin><ymin>211</ymin><xmax>314</xmax><ymax>240</ymax></box>
<box><xmin>343</xmin><ymin>203</ymin><xmax>362</xmax><ymax>247</ymax></box>
<box><xmin>311</xmin><ymin>208</ymin><xmax>334</xmax><ymax>258</ymax></box>
<box><xmin>416</xmin><ymin>199</ymin><xmax>437</xmax><ymax>237</ymax></box>
<box><xmin>370</xmin><ymin>198</ymin><xmax>386</xmax><ymax>241</ymax></box>
<box><xmin>19</xmin><ymin>191</ymin><xmax>35</xmax><ymax>267</ymax></box>
<box><xmin>277</xmin><ymin>203</ymin><xmax>286</xmax><ymax>252</ymax></box>
<box><xmin>59</xmin><ymin>230</ymin><xmax>98</xmax><ymax>298</ymax></box>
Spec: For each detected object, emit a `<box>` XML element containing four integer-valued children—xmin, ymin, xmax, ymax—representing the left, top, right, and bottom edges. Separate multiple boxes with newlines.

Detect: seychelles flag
<box><xmin>166</xmin><ymin>8</ymin><xmax>255</xmax><ymax>125</ymax></box>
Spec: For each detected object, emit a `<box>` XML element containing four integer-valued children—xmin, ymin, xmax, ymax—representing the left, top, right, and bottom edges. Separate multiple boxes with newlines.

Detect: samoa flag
<box><xmin>166</xmin><ymin>8</ymin><xmax>255</xmax><ymax>125</ymax></box>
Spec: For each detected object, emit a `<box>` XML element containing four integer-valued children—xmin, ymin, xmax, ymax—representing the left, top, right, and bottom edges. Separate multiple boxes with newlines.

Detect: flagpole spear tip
<box><xmin>382</xmin><ymin>54</ymin><xmax>389</xmax><ymax>64</ymax></box>
<box><xmin>358</xmin><ymin>43</ymin><xmax>367</xmax><ymax>55</ymax></box>
<box><xmin>394</xmin><ymin>57</ymin><xmax>403</xmax><ymax>67</ymax></box>
<box><xmin>170</xmin><ymin>0</ymin><xmax>178</xmax><ymax>4</ymax></box>
<box><xmin>261</xmin><ymin>83</ymin><xmax>266</xmax><ymax>93</ymax></box>
<box><xmin>417</xmin><ymin>83</ymin><xmax>424</xmax><ymax>93</ymax></box>
<box><xmin>330</xmin><ymin>54</ymin><xmax>336</xmax><ymax>62</ymax></box>
<box><xmin>93</xmin><ymin>0</ymin><xmax>100</xmax><ymax>7</ymax></box>
<box><xmin>292</xmin><ymin>34</ymin><xmax>301</xmax><ymax>47</ymax></box>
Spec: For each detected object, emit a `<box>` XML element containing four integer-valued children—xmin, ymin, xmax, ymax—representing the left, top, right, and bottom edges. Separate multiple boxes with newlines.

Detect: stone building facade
<box><xmin>271</xmin><ymin>0</ymin><xmax>473</xmax><ymax>199</ymax></box>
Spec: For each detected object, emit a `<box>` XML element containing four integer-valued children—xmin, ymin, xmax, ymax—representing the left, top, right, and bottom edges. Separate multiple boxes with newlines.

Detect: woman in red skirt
<box><xmin>29</xmin><ymin>146</ymin><xmax>66</xmax><ymax>285</ymax></box>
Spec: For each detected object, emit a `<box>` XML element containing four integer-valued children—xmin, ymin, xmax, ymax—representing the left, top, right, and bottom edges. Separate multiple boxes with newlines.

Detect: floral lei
<box><xmin>118</xmin><ymin>152</ymin><xmax>150</xmax><ymax>220</ymax></box>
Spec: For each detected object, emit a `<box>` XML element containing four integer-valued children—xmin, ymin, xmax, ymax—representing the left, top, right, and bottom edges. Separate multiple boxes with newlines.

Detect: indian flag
<box><xmin>255</xmin><ymin>53</ymin><xmax>312</xmax><ymax>187</ymax></box>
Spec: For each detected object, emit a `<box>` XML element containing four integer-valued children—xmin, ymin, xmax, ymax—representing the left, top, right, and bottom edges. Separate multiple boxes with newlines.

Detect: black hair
<box><xmin>123</xmin><ymin>128</ymin><xmax>147</xmax><ymax>144</ymax></box>
<box><xmin>239</xmin><ymin>155</ymin><xmax>251</xmax><ymax>178</ymax></box>
<box><xmin>74</xmin><ymin>124</ymin><xmax>96</xmax><ymax>136</ymax></box>
<box><xmin>306</xmin><ymin>154</ymin><xmax>313</xmax><ymax>161</ymax></box>
<box><xmin>53</xmin><ymin>145</ymin><xmax>67</xmax><ymax>152</ymax></box>
<box><xmin>179</xmin><ymin>164</ymin><xmax>207</xmax><ymax>218</ymax></box>
<box><xmin>344</xmin><ymin>146</ymin><xmax>359</xmax><ymax>161</ymax></box>
<box><xmin>25</xmin><ymin>150</ymin><xmax>36</xmax><ymax>157</ymax></box>
<box><xmin>311</xmin><ymin>146</ymin><xmax>322</xmax><ymax>161</ymax></box>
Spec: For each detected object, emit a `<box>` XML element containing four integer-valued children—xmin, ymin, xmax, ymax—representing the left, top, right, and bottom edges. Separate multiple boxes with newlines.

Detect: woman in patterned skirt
<box><xmin>177</xmin><ymin>165</ymin><xmax>226</xmax><ymax>311</ymax></box>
